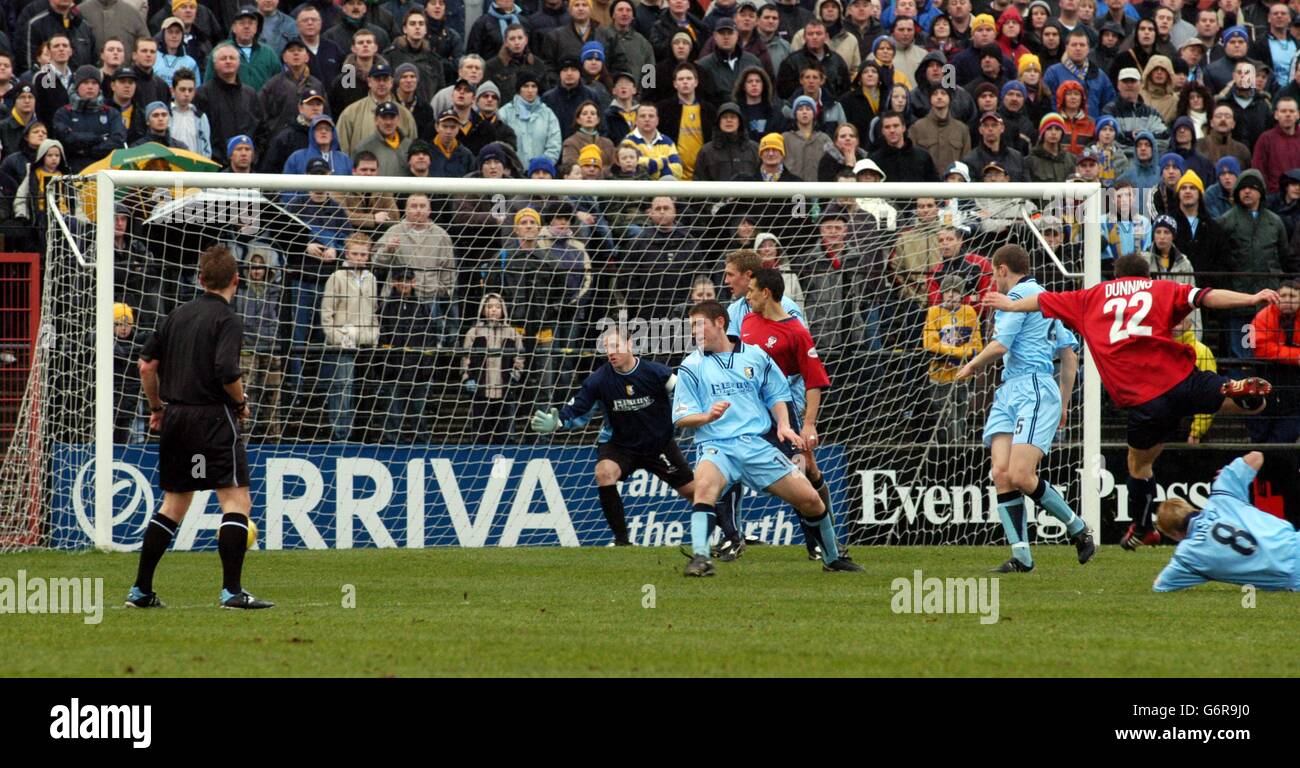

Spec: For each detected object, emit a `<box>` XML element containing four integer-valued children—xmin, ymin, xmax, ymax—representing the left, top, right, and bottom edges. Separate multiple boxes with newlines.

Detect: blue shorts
<box><xmin>982</xmin><ymin>374</ymin><xmax>1061</xmax><ymax>455</ymax></box>
<box><xmin>697</xmin><ymin>434</ymin><xmax>799</xmax><ymax>493</ymax></box>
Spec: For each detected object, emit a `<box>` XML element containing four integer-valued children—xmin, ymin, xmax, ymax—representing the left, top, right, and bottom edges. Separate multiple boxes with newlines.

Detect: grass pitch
<box><xmin>0</xmin><ymin>546</ymin><xmax>1292</xmax><ymax>677</ymax></box>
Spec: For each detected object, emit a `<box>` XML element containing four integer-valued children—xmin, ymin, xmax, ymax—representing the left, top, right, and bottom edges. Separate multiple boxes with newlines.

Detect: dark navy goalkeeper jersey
<box><xmin>557</xmin><ymin>358</ymin><xmax>677</xmax><ymax>455</ymax></box>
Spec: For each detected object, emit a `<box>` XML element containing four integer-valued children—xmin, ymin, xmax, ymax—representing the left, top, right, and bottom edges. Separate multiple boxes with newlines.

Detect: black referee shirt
<box><xmin>140</xmin><ymin>293</ymin><xmax>244</xmax><ymax>406</ymax></box>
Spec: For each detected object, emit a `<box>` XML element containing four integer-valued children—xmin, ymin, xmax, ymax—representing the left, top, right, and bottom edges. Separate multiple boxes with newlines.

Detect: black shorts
<box><xmin>597</xmin><ymin>441</ymin><xmax>694</xmax><ymax>489</ymax></box>
<box><xmin>1126</xmin><ymin>369</ymin><xmax>1229</xmax><ymax>450</ymax></box>
<box><xmin>764</xmin><ymin>403</ymin><xmax>804</xmax><ymax>459</ymax></box>
<box><xmin>158</xmin><ymin>404</ymin><xmax>249</xmax><ymax>493</ymax></box>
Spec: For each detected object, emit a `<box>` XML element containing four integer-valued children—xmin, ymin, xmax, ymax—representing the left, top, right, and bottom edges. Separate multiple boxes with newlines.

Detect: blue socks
<box><xmin>1029</xmin><ymin>479</ymin><xmax>1086</xmax><ymax>537</ymax></box>
<box><xmin>997</xmin><ymin>491</ymin><xmax>1032</xmax><ymax>567</ymax></box>
<box><xmin>691</xmin><ymin>503</ymin><xmax>716</xmax><ymax>556</ymax></box>
<box><xmin>806</xmin><ymin>511</ymin><xmax>840</xmax><ymax>564</ymax></box>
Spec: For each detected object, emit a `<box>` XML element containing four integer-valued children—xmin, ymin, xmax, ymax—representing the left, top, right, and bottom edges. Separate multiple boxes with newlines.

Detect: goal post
<box><xmin>6</xmin><ymin>170</ymin><xmax>1103</xmax><ymax>551</ymax></box>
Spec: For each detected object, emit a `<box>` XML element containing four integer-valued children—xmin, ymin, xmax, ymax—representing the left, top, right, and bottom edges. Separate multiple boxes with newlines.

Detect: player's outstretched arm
<box><xmin>983</xmin><ymin>291</ymin><xmax>1041</xmax><ymax>313</ymax></box>
<box><xmin>1201</xmin><ymin>288</ymin><xmax>1281</xmax><ymax>310</ymax></box>
<box><xmin>955</xmin><ymin>340</ymin><xmax>1008</xmax><ymax>381</ymax></box>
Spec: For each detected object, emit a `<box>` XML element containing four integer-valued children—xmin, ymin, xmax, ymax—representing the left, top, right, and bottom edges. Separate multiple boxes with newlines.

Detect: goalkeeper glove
<box><xmin>530</xmin><ymin>407</ymin><xmax>561</xmax><ymax>433</ymax></box>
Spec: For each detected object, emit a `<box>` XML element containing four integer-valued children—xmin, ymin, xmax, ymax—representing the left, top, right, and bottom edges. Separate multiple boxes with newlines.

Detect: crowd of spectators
<box><xmin>0</xmin><ymin>0</ymin><xmax>1289</xmax><ymax>445</ymax></box>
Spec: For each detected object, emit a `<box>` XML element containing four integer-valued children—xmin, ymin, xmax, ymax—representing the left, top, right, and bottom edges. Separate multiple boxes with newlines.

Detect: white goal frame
<box><xmin>81</xmin><ymin>171</ymin><xmax>1104</xmax><ymax>550</ymax></box>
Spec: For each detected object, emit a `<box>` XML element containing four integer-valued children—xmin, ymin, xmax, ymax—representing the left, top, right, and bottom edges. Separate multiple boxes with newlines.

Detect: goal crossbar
<box><xmin>81</xmin><ymin>171</ymin><xmax>1103</xmax><ymax>550</ymax></box>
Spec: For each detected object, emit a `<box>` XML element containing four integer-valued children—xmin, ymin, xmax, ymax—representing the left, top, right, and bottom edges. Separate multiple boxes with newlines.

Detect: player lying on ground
<box><xmin>718</xmin><ymin>249</ymin><xmax>828</xmax><ymax>560</ymax></box>
<box><xmin>738</xmin><ymin>268</ymin><xmax>847</xmax><ymax>563</ymax></box>
<box><xmin>956</xmin><ymin>245</ymin><xmax>1095</xmax><ymax>572</ymax></box>
<box><xmin>128</xmin><ymin>245</ymin><xmax>273</xmax><ymax>610</ymax></box>
<box><xmin>1153</xmin><ymin>452</ymin><xmax>1300</xmax><ymax>592</ymax></box>
<box><xmin>984</xmin><ymin>253</ymin><xmax>1280</xmax><ymax>550</ymax></box>
<box><xmin>530</xmin><ymin>330</ymin><xmax>695</xmax><ymax>545</ymax></box>
<box><xmin>672</xmin><ymin>300</ymin><xmax>861</xmax><ymax>576</ymax></box>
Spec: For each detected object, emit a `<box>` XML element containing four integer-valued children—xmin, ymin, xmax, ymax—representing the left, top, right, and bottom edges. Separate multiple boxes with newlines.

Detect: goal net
<box><xmin>0</xmin><ymin>172</ymin><xmax>1100</xmax><ymax>551</ymax></box>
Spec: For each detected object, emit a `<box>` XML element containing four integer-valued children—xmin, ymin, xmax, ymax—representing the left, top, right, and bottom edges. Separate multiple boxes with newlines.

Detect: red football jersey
<box><xmin>741</xmin><ymin>313</ymin><xmax>832</xmax><ymax>391</ymax></box>
<box><xmin>1037</xmin><ymin>278</ymin><xmax>1208</xmax><ymax>407</ymax></box>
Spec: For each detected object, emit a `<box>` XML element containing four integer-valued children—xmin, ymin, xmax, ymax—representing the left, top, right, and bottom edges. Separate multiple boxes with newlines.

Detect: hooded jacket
<box><xmin>1215</xmin><ymin>169</ymin><xmax>1295</xmax><ymax>295</ymax></box>
<box><xmin>691</xmin><ymin>121</ymin><xmax>760</xmax><ymax>183</ymax></box>
<box><xmin>1139</xmin><ymin>55</ymin><xmax>1178</xmax><ymax>124</ymax></box>
<box><xmin>460</xmin><ymin>293</ymin><xmax>525</xmax><ymax>398</ymax></box>
<box><xmin>995</xmin><ymin>7</ymin><xmax>1033</xmax><ymax>68</ymax></box>
<box><xmin>733</xmin><ymin>66</ymin><xmax>789</xmax><ymax>142</ymax></box>
<box><xmin>234</xmin><ymin>259</ymin><xmax>282</xmax><ymax>355</ymax></box>
<box><xmin>789</xmin><ymin>0</ymin><xmax>862</xmax><ymax>74</ymax></box>
<box><xmin>14</xmin><ymin>138</ymin><xmax>69</xmax><ymax>221</ymax></box>
<box><xmin>907</xmin><ymin>51</ymin><xmax>977</xmax><ymax>123</ymax></box>
<box><xmin>1054</xmin><ymin>80</ymin><xmax>1095</xmax><ymax>154</ymax></box>
<box><xmin>1266</xmin><ymin>168</ymin><xmax>1300</xmax><ymax>236</ymax></box>
<box><xmin>1168</xmin><ymin>115</ymin><xmax>1216</xmax><ymax>185</ymax></box>
<box><xmin>1117</xmin><ymin>130</ymin><xmax>1161</xmax><ymax>187</ymax></box>
<box><xmin>283</xmin><ymin>130</ymin><xmax>353</xmax><ymax>175</ymax></box>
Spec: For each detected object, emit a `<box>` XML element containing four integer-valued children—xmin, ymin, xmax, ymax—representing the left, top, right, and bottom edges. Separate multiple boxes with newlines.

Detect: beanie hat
<box><xmin>578</xmin><ymin>143</ymin><xmax>604</xmax><ymax>167</ymax></box>
<box><xmin>1038</xmin><ymin>112</ymin><xmax>1066</xmax><ymax>136</ymax></box>
<box><xmin>515</xmin><ymin>207</ymin><xmax>541</xmax><ymax>227</ymax></box>
<box><xmin>759</xmin><ymin>132</ymin><xmax>785</xmax><ymax>155</ymax></box>
<box><xmin>1159</xmin><ymin>152</ymin><xmax>1185</xmax><ymax>172</ymax></box>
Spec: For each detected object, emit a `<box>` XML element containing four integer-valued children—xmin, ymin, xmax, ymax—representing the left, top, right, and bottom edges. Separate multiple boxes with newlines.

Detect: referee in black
<box><xmin>126</xmin><ymin>245</ymin><xmax>273</xmax><ymax>610</ymax></box>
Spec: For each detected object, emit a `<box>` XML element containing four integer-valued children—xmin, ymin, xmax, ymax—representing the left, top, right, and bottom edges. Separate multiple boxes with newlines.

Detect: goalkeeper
<box><xmin>530</xmin><ymin>329</ymin><xmax>695</xmax><ymax>545</ymax></box>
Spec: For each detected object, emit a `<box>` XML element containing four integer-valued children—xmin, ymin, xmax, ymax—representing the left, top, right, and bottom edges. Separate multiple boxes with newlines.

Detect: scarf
<box><xmin>1061</xmin><ymin>57</ymin><xmax>1089</xmax><ymax>82</ymax></box>
<box><xmin>512</xmin><ymin>93</ymin><xmax>539</xmax><ymax>117</ymax></box>
<box><xmin>487</xmin><ymin>3</ymin><xmax>522</xmax><ymax>37</ymax></box>
<box><xmin>434</xmin><ymin>134</ymin><xmax>459</xmax><ymax>156</ymax></box>
<box><xmin>863</xmin><ymin>86</ymin><xmax>880</xmax><ymax>113</ymax></box>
